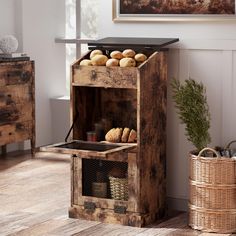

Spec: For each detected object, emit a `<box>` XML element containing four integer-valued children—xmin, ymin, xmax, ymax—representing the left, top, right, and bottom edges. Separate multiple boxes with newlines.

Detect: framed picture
<box><xmin>112</xmin><ymin>0</ymin><xmax>236</xmax><ymax>22</ymax></box>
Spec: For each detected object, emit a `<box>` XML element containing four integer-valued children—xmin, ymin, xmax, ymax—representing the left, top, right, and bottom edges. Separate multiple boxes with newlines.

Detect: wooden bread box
<box><xmin>41</xmin><ymin>37</ymin><xmax>179</xmax><ymax>227</ymax></box>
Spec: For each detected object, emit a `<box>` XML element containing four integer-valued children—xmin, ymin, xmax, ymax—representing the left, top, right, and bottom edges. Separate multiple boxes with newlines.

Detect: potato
<box><xmin>119</xmin><ymin>58</ymin><xmax>136</xmax><ymax>67</ymax></box>
<box><xmin>91</xmin><ymin>55</ymin><xmax>108</xmax><ymax>66</ymax></box>
<box><xmin>90</xmin><ymin>49</ymin><xmax>103</xmax><ymax>59</ymax></box>
<box><xmin>106</xmin><ymin>58</ymin><xmax>119</xmax><ymax>67</ymax></box>
<box><xmin>110</xmin><ymin>50</ymin><xmax>123</xmax><ymax>60</ymax></box>
<box><xmin>122</xmin><ymin>49</ymin><xmax>136</xmax><ymax>58</ymax></box>
<box><xmin>134</xmin><ymin>53</ymin><xmax>147</xmax><ymax>62</ymax></box>
<box><xmin>79</xmin><ymin>59</ymin><xmax>92</xmax><ymax>66</ymax></box>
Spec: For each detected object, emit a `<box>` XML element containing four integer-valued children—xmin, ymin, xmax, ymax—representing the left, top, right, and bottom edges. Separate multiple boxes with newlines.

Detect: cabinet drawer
<box><xmin>73</xmin><ymin>65</ymin><xmax>138</xmax><ymax>89</ymax></box>
<box><xmin>0</xmin><ymin>121</ymin><xmax>33</xmax><ymax>145</ymax></box>
<box><xmin>0</xmin><ymin>103</ymin><xmax>33</xmax><ymax>125</ymax></box>
<box><xmin>0</xmin><ymin>85</ymin><xmax>33</xmax><ymax>107</ymax></box>
<box><xmin>0</xmin><ymin>61</ymin><xmax>34</xmax><ymax>86</ymax></box>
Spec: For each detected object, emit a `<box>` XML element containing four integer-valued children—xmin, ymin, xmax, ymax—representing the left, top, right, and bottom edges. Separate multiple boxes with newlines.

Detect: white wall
<box><xmin>21</xmin><ymin>0</ymin><xmax>66</xmax><ymax>147</ymax></box>
<box><xmin>0</xmin><ymin>0</ymin><xmax>15</xmax><ymax>37</ymax></box>
<box><xmin>0</xmin><ymin>0</ymin><xmax>67</xmax><ymax>149</ymax></box>
<box><xmin>99</xmin><ymin>0</ymin><xmax>236</xmax><ymax>209</ymax></box>
<box><xmin>0</xmin><ymin>0</ymin><xmax>23</xmax><ymax>152</ymax></box>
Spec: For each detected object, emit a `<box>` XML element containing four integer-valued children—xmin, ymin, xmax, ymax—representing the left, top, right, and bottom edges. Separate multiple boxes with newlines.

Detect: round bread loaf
<box><xmin>106</xmin><ymin>58</ymin><xmax>119</xmax><ymax>67</ymax></box>
<box><xmin>122</xmin><ymin>49</ymin><xmax>136</xmax><ymax>58</ymax></box>
<box><xmin>110</xmin><ymin>50</ymin><xmax>123</xmax><ymax>60</ymax></box>
<box><xmin>90</xmin><ymin>49</ymin><xmax>103</xmax><ymax>59</ymax></box>
<box><xmin>80</xmin><ymin>59</ymin><xmax>92</xmax><ymax>66</ymax></box>
<box><xmin>119</xmin><ymin>58</ymin><xmax>136</xmax><ymax>67</ymax></box>
<box><xmin>91</xmin><ymin>55</ymin><xmax>108</xmax><ymax>66</ymax></box>
<box><xmin>134</xmin><ymin>53</ymin><xmax>147</xmax><ymax>62</ymax></box>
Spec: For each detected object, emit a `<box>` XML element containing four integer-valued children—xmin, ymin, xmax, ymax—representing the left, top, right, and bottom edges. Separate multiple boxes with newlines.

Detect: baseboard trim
<box><xmin>167</xmin><ymin>197</ymin><xmax>188</xmax><ymax>212</ymax></box>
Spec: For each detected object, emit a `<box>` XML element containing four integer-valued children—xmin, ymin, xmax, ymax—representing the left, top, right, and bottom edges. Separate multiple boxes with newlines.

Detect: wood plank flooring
<box><xmin>0</xmin><ymin>151</ymin><xmax>234</xmax><ymax>236</ymax></box>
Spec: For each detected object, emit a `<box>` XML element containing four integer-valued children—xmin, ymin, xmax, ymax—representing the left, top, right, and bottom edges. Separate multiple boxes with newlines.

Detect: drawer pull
<box><xmin>9</xmin><ymin>132</ymin><xmax>12</xmax><ymax>136</ymax></box>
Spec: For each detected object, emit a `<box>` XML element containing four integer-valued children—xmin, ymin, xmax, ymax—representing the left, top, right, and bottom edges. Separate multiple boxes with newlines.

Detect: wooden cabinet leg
<box><xmin>1</xmin><ymin>145</ymin><xmax>7</xmax><ymax>156</ymax></box>
<box><xmin>30</xmin><ymin>139</ymin><xmax>35</xmax><ymax>157</ymax></box>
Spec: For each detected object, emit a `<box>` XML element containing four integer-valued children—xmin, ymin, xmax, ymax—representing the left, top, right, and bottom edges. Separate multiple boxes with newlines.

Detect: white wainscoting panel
<box><xmin>167</xmin><ymin>47</ymin><xmax>236</xmax><ymax>204</ymax></box>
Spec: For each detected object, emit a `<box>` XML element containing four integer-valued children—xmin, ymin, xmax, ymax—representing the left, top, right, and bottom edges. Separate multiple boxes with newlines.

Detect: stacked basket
<box><xmin>189</xmin><ymin>147</ymin><xmax>236</xmax><ymax>233</ymax></box>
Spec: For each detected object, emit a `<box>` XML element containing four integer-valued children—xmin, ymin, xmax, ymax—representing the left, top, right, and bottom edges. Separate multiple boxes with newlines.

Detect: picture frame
<box><xmin>112</xmin><ymin>0</ymin><xmax>236</xmax><ymax>22</ymax></box>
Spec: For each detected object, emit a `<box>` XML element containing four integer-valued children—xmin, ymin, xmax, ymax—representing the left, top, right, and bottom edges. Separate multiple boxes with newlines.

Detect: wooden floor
<box><xmin>0</xmin><ymin>151</ymin><xmax>234</xmax><ymax>236</ymax></box>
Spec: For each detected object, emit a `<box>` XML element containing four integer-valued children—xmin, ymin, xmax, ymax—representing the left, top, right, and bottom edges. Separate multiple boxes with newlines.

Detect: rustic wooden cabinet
<box><xmin>42</xmin><ymin>38</ymin><xmax>178</xmax><ymax>227</ymax></box>
<box><xmin>0</xmin><ymin>60</ymin><xmax>35</xmax><ymax>154</ymax></box>
<box><xmin>71</xmin><ymin>51</ymin><xmax>167</xmax><ymax>227</ymax></box>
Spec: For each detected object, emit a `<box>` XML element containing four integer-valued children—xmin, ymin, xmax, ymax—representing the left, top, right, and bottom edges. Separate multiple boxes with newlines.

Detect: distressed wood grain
<box><xmin>0</xmin><ymin>60</ymin><xmax>35</xmax><ymax>154</ymax></box>
<box><xmin>138</xmin><ymin>51</ymin><xmax>167</xmax><ymax>219</ymax></box>
<box><xmin>0</xmin><ymin>121</ymin><xmax>32</xmax><ymax>146</ymax></box>
<box><xmin>0</xmin><ymin>84</ymin><xmax>32</xmax><ymax>107</ymax></box>
<box><xmin>0</xmin><ymin>61</ymin><xmax>33</xmax><ymax>86</ymax></box>
<box><xmin>43</xmin><ymin>50</ymin><xmax>169</xmax><ymax>227</ymax></box>
<box><xmin>0</xmin><ymin>103</ymin><xmax>33</xmax><ymax>125</ymax></box>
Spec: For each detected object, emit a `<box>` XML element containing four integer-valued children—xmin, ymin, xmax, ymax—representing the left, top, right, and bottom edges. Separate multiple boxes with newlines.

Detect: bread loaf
<box><xmin>105</xmin><ymin>128</ymin><xmax>123</xmax><ymax>143</ymax></box>
<box><xmin>119</xmin><ymin>58</ymin><xmax>136</xmax><ymax>67</ymax></box>
<box><xmin>134</xmin><ymin>53</ymin><xmax>147</xmax><ymax>62</ymax></box>
<box><xmin>105</xmin><ymin>127</ymin><xmax>137</xmax><ymax>143</ymax></box>
<box><xmin>110</xmin><ymin>50</ymin><xmax>123</xmax><ymax>60</ymax></box>
<box><xmin>128</xmin><ymin>129</ymin><xmax>137</xmax><ymax>143</ymax></box>
<box><xmin>106</xmin><ymin>58</ymin><xmax>119</xmax><ymax>67</ymax></box>
<box><xmin>122</xmin><ymin>49</ymin><xmax>136</xmax><ymax>58</ymax></box>
<box><xmin>91</xmin><ymin>55</ymin><xmax>108</xmax><ymax>66</ymax></box>
<box><xmin>90</xmin><ymin>49</ymin><xmax>103</xmax><ymax>59</ymax></box>
<box><xmin>121</xmin><ymin>128</ymin><xmax>130</xmax><ymax>143</ymax></box>
<box><xmin>80</xmin><ymin>59</ymin><xmax>92</xmax><ymax>66</ymax></box>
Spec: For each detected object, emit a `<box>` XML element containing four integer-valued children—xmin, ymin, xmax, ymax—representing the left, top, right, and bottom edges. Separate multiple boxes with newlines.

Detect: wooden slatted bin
<box><xmin>189</xmin><ymin>148</ymin><xmax>236</xmax><ymax>233</ymax></box>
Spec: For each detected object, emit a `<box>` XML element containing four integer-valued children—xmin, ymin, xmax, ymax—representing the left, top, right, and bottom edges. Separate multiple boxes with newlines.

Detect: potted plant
<box><xmin>171</xmin><ymin>78</ymin><xmax>236</xmax><ymax>234</ymax></box>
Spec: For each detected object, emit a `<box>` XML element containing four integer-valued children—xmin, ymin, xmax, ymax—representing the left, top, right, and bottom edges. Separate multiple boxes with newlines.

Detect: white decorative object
<box><xmin>0</xmin><ymin>35</ymin><xmax>18</xmax><ymax>54</ymax></box>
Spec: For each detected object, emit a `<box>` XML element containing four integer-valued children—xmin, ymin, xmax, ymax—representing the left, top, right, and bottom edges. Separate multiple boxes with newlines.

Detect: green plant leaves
<box><xmin>171</xmin><ymin>78</ymin><xmax>211</xmax><ymax>151</ymax></box>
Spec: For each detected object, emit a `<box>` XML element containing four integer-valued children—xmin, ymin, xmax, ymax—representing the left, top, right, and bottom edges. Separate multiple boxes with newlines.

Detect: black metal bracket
<box><xmin>84</xmin><ymin>201</ymin><xmax>96</xmax><ymax>211</ymax></box>
<box><xmin>114</xmin><ymin>205</ymin><xmax>127</xmax><ymax>214</ymax></box>
<box><xmin>65</xmin><ymin>107</ymin><xmax>79</xmax><ymax>142</ymax></box>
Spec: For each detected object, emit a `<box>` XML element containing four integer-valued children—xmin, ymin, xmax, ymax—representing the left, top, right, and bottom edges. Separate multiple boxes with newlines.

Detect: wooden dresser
<box><xmin>0</xmin><ymin>60</ymin><xmax>35</xmax><ymax>155</ymax></box>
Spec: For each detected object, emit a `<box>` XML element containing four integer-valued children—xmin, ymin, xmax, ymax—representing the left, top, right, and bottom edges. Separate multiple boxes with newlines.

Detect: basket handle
<box><xmin>225</xmin><ymin>140</ymin><xmax>236</xmax><ymax>149</ymax></box>
<box><xmin>198</xmin><ymin>147</ymin><xmax>221</xmax><ymax>158</ymax></box>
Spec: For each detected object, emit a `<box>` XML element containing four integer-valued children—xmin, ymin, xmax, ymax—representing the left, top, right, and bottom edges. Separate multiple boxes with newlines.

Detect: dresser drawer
<box><xmin>0</xmin><ymin>85</ymin><xmax>33</xmax><ymax>107</ymax></box>
<box><xmin>0</xmin><ymin>103</ymin><xmax>33</xmax><ymax>125</ymax></box>
<box><xmin>0</xmin><ymin>121</ymin><xmax>33</xmax><ymax>145</ymax></box>
<box><xmin>0</xmin><ymin>61</ymin><xmax>34</xmax><ymax>86</ymax></box>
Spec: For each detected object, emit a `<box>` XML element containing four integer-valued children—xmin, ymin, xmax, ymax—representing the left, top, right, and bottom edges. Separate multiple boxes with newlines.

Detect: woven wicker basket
<box><xmin>189</xmin><ymin>146</ymin><xmax>236</xmax><ymax>233</ymax></box>
<box><xmin>109</xmin><ymin>176</ymin><xmax>128</xmax><ymax>201</ymax></box>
